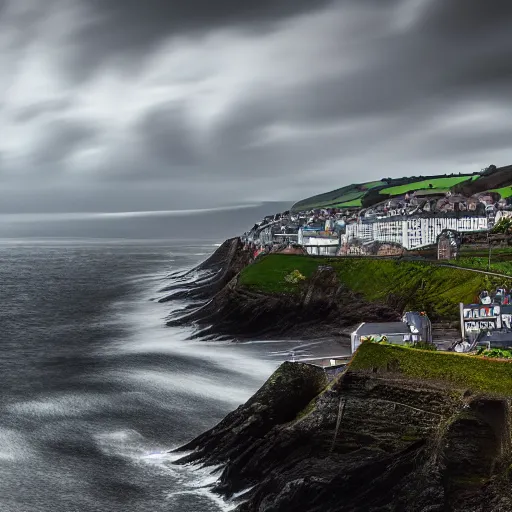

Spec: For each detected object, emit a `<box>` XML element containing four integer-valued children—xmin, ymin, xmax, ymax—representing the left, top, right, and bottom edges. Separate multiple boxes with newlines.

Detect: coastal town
<box><xmin>242</xmin><ymin>163</ymin><xmax>512</xmax><ymax>258</ymax></box>
<box><xmin>240</xmin><ymin>163</ymin><xmax>512</xmax><ymax>361</ymax></box>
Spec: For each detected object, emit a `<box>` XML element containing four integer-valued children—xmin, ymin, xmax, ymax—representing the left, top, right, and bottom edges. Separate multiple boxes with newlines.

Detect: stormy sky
<box><xmin>2</xmin><ymin>0</ymin><xmax>512</xmax><ymax>220</ymax></box>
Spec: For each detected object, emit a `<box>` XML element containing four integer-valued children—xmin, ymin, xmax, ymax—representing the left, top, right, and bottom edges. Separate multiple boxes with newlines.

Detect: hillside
<box><xmin>290</xmin><ymin>164</ymin><xmax>512</xmax><ymax>212</ymax></box>
<box><xmin>165</xmin><ymin>245</ymin><xmax>512</xmax><ymax>343</ymax></box>
<box><xmin>239</xmin><ymin>254</ymin><xmax>512</xmax><ymax>320</ymax></box>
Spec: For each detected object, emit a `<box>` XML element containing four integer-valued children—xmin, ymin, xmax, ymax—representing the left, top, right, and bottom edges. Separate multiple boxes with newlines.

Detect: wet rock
<box><xmin>159</xmin><ymin>238</ymin><xmax>252</xmax><ymax>303</ymax></box>
<box><xmin>175</xmin><ymin>360</ymin><xmax>512</xmax><ymax>511</ymax></box>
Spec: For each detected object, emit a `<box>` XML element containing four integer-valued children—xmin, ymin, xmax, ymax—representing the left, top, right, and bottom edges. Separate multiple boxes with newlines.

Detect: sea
<box><xmin>0</xmin><ymin>238</ymin><xmax>348</xmax><ymax>512</ymax></box>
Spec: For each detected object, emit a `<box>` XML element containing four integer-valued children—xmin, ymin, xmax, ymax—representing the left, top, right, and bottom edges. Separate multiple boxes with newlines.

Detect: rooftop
<box><xmin>354</xmin><ymin>322</ymin><xmax>411</xmax><ymax>336</ymax></box>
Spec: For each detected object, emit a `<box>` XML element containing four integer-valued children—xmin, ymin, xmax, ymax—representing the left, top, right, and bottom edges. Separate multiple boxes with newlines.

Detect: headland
<box><xmin>165</xmin><ymin>164</ymin><xmax>512</xmax><ymax>511</ymax></box>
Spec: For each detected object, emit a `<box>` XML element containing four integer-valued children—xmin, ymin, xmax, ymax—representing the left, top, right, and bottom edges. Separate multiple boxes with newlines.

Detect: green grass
<box><xmin>349</xmin><ymin>342</ymin><xmax>512</xmax><ymax>396</ymax></box>
<box><xmin>361</xmin><ymin>180</ymin><xmax>386</xmax><ymax>190</ymax></box>
<box><xmin>239</xmin><ymin>254</ymin><xmax>512</xmax><ymax>319</ymax></box>
<box><xmin>450</xmin><ymin>256</ymin><xmax>512</xmax><ymax>277</ymax></box>
<box><xmin>294</xmin><ymin>191</ymin><xmax>365</xmax><ymax>210</ymax></box>
<box><xmin>332</xmin><ymin>198</ymin><xmax>363</xmax><ymax>208</ymax></box>
<box><xmin>291</xmin><ymin>174</ymin><xmax>484</xmax><ymax>212</ymax></box>
<box><xmin>378</xmin><ymin>176</ymin><xmax>474</xmax><ymax>196</ymax></box>
<box><xmin>291</xmin><ymin>181</ymin><xmax>385</xmax><ymax>211</ymax></box>
<box><xmin>489</xmin><ymin>186</ymin><xmax>512</xmax><ymax>199</ymax></box>
<box><xmin>239</xmin><ymin>254</ymin><xmax>321</xmax><ymax>294</ymax></box>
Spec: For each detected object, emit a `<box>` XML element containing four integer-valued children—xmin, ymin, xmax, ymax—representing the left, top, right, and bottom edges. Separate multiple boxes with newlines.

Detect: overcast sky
<box><xmin>2</xmin><ymin>0</ymin><xmax>512</xmax><ymax>216</ymax></box>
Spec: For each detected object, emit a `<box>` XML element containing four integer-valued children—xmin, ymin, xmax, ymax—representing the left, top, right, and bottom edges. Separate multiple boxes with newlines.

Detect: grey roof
<box><xmin>354</xmin><ymin>322</ymin><xmax>411</xmax><ymax>336</ymax></box>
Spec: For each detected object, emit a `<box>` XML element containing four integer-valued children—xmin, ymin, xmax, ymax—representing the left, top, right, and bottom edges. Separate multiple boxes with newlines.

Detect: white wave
<box><xmin>7</xmin><ymin>393</ymin><xmax>113</xmax><ymax>418</ymax></box>
<box><xmin>0</xmin><ymin>428</ymin><xmax>33</xmax><ymax>461</ymax></box>
<box><xmin>232</xmin><ymin>485</ymin><xmax>256</xmax><ymax>500</ymax></box>
<box><xmin>92</xmin><ymin>429</ymin><xmax>174</xmax><ymax>462</ymax></box>
<box><xmin>93</xmin><ymin>433</ymin><xmax>239</xmax><ymax>511</ymax></box>
<box><xmin>105</xmin><ymin>368</ymin><xmax>254</xmax><ymax>407</ymax></box>
<box><xmin>163</xmin><ymin>459</ymin><xmax>238</xmax><ymax>512</ymax></box>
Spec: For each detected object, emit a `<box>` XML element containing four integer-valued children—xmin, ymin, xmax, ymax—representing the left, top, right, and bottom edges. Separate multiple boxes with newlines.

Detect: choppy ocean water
<box><xmin>0</xmin><ymin>239</ymin><xmax>347</xmax><ymax>512</ymax></box>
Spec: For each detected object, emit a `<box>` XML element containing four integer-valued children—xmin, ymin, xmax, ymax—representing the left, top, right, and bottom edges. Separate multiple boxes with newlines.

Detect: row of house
<box><xmin>344</xmin><ymin>215</ymin><xmax>489</xmax><ymax>251</ymax></box>
<box><xmin>241</xmin><ymin>177</ymin><xmax>512</xmax><ymax>257</ymax></box>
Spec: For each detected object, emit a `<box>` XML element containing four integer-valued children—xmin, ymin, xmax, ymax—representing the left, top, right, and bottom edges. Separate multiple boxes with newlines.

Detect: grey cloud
<box><xmin>31</xmin><ymin>119</ymin><xmax>98</xmax><ymax>165</ymax></box>
<box><xmin>13</xmin><ymin>99</ymin><xmax>72</xmax><ymax>123</ymax></box>
<box><xmin>67</xmin><ymin>0</ymin><xmax>337</xmax><ymax>81</ymax></box>
<box><xmin>136</xmin><ymin>103</ymin><xmax>201</xmax><ymax>168</ymax></box>
<box><xmin>2</xmin><ymin>0</ymin><xmax>512</xmax><ymax>220</ymax></box>
<box><xmin>418</xmin><ymin>0</ymin><xmax>512</xmax><ymax>36</ymax></box>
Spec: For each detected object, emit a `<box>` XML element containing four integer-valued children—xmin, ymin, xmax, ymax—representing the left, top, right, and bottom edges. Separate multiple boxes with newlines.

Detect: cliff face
<box><xmin>162</xmin><ymin>241</ymin><xmax>512</xmax><ymax>341</ymax></box>
<box><xmin>167</xmin><ymin>262</ymin><xmax>399</xmax><ymax>340</ymax></box>
<box><xmin>174</xmin><ymin>344</ymin><xmax>512</xmax><ymax>512</ymax></box>
<box><xmin>158</xmin><ymin>237</ymin><xmax>253</xmax><ymax>305</ymax></box>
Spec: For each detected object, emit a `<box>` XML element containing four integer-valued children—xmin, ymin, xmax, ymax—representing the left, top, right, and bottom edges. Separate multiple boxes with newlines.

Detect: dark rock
<box><xmin>159</xmin><ymin>238</ymin><xmax>252</xmax><ymax>303</ymax></box>
<box><xmin>167</xmin><ymin>257</ymin><xmax>399</xmax><ymax>340</ymax></box>
<box><xmin>175</xmin><ymin>362</ymin><xmax>512</xmax><ymax>511</ymax></box>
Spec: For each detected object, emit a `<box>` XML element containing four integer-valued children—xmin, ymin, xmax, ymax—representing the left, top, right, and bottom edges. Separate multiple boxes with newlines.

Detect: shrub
<box><xmin>492</xmin><ymin>217</ymin><xmax>512</xmax><ymax>234</ymax></box>
<box><xmin>476</xmin><ymin>347</ymin><xmax>512</xmax><ymax>359</ymax></box>
<box><xmin>284</xmin><ymin>269</ymin><xmax>306</xmax><ymax>284</ymax></box>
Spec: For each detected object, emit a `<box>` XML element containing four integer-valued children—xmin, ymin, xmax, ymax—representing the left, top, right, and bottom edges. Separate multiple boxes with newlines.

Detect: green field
<box><xmin>448</xmin><ymin>256</ymin><xmax>512</xmax><ymax>277</ymax></box>
<box><xmin>332</xmin><ymin>198</ymin><xmax>363</xmax><ymax>208</ymax></box>
<box><xmin>378</xmin><ymin>176</ymin><xmax>474</xmax><ymax>196</ymax></box>
<box><xmin>489</xmin><ymin>186</ymin><xmax>512</xmax><ymax>199</ymax></box>
<box><xmin>291</xmin><ymin>181</ymin><xmax>384</xmax><ymax>211</ymax></box>
<box><xmin>290</xmin><ymin>174</ymin><xmax>484</xmax><ymax>212</ymax></box>
<box><xmin>360</xmin><ymin>180</ymin><xmax>385</xmax><ymax>190</ymax></box>
<box><xmin>350</xmin><ymin>342</ymin><xmax>512</xmax><ymax>396</ymax></box>
<box><xmin>239</xmin><ymin>254</ymin><xmax>512</xmax><ymax>320</ymax></box>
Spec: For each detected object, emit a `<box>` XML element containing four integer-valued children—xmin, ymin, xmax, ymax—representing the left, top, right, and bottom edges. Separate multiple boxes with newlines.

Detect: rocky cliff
<box><xmin>174</xmin><ymin>343</ymin><xmax>512</xmax><ymax>511</ymax></box>
<box><xmin>164</xmin><ymin>242</ymin><xmax>399</xmax><ymax>340</ymax></box>
<box><xmin>159</xmin><ymin>238</ymin><xmax>253</xmax><ymax>304</ymax></box>
<box><xmin>162</xmin><ymin>239</ymin><xmax>510</xmax><ymax>340</ymax></box>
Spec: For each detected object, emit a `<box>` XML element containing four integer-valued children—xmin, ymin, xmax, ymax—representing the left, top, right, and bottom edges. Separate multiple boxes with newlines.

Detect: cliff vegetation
<box><xmin>239</xmin><ymin>254</ymin><xmax>512</xmax><ymax>320</ymax></box>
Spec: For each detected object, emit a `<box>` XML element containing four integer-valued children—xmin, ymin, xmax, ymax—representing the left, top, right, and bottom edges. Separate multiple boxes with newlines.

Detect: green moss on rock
<box><xmin>349</xmin><ymin>342</ymin><xmax>512</xmax><ymax>396</ymax></box>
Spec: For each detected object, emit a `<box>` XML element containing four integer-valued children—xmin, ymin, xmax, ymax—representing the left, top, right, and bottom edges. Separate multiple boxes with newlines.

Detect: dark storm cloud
<box><xmin>418</xmin><ymin>0</ymin><xmax>512</xmax><ymax>35</ymax></box>
<box><xmin>69</xmin><ymin>0</ymin><xmax>337</xmax><ymax>80</ymax></box>
<box><xmin>2</xmin><ymin>0</ymin><xmax>512</xmax><ymax>219</ymax></box>
<box><xmin>216</xmin><ymin>9</ymin><xmax>512</xmax><ymax>126</ymax></box>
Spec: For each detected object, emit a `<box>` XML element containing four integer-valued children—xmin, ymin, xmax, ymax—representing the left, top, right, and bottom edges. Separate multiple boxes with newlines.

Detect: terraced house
<box><xmin>345</xmin><ymin>214</ymin><xmax>489</xmax><ymax>251</ymax></box>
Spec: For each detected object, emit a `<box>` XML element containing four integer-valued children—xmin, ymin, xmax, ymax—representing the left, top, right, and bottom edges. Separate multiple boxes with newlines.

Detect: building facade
<box><xmin>298</xmin><ymin>228</ymin><xmax>340</xmax><ymax>256</ymax></box>
<box><xmin>460</xmin><ymin>303</ymin><xmax>512</xmax><ymax>342</ymax></box>
<box><xmin>345</xmin><ymin>215</ymin><xmax>488</xmax><ymax>251</ymax></box>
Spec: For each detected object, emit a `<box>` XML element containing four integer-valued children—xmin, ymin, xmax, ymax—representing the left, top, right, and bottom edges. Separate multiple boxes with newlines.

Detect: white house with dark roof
<box><xmin>351</xmin><ymin>312</ymin><xmax>432</xmax><ymax>353</ymax></box>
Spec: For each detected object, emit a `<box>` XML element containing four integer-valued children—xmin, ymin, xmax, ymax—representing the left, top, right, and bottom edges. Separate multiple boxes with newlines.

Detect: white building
<box><xmin>298</xmin><ymin>228</ymin><xmax>339</xmax><ymax>256</ymax></box>
<box><xmin>345</xmin><ymin>215</ymin><xmax>488</xmax><ymax>250</ymax></box>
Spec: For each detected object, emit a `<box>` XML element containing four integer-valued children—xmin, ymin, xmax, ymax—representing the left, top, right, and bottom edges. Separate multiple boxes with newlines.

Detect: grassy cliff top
<box><xmin>350</xmin><ymin>342</ymin><xmax>512</xmax><ymax>396</ymax></box>
<box><xmin>239</xmin><ymin>254</ymin><xmax>512</xmax><ymax>320</ymax></box>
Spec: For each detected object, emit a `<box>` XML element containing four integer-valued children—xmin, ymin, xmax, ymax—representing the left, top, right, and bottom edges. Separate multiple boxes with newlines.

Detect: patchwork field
<box><xmin>289</xmin><ymin>171</ymin><xmax>512</xmax><ymax>211</ymax></box>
